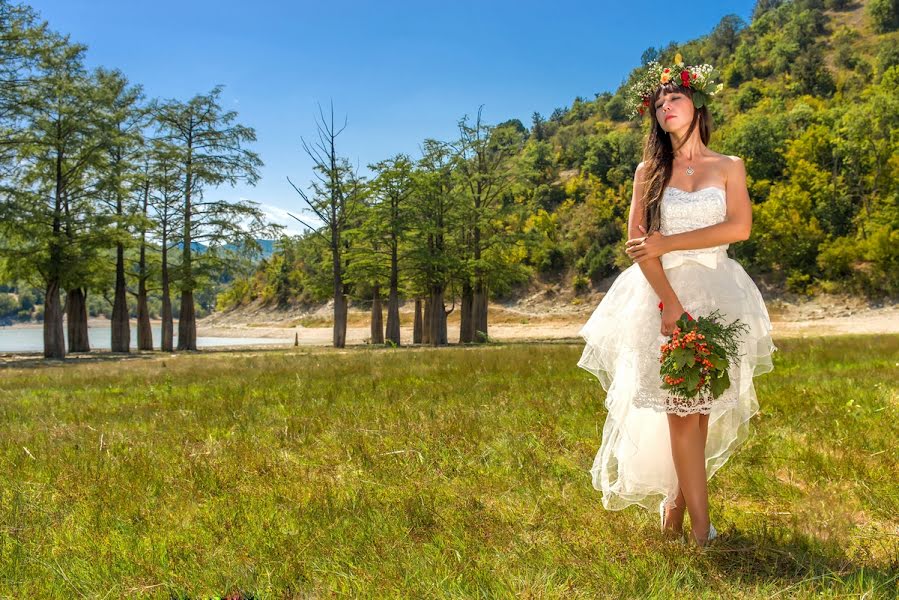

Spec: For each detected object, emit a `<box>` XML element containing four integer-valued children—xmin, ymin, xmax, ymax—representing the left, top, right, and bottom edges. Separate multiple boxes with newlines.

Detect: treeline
<box><xmin>221</xmin><ymin>0</ymin><xmax>898</xmax><ymax>343</ymax></box>
<box><xmin>0</xmin><ymin>1</ymin><xmax>279</xmax><ymax>358</ymax></box>
<box><xmin>260</xmin><ymin>104</ymin><xmax>535</xmax><ymax>347</ymax></box>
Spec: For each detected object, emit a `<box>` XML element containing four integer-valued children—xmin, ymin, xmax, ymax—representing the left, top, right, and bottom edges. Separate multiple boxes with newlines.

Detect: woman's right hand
<box><xmin>660</xmin><ymin>299</ymin><xmax>686</xmax><ymax>336</ymax></box>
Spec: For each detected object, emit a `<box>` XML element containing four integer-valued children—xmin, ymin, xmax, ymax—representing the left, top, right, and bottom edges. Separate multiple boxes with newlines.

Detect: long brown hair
<box><xmin>640</xmin><ymin>82</ymin><xmax>713</xmax><ymax>232</ymax></box>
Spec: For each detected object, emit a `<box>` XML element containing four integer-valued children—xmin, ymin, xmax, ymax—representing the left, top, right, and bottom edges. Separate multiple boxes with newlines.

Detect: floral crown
<box><xmin>628</xmin><ymin>53</ymin><xmax>724</xmax><ymax>119</ymax></box>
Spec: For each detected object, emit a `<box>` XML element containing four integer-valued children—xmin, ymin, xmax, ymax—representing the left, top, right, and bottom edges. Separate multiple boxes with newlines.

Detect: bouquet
<box><xmin>657</xmin><ymin>301</ymin><xmax>749</xmax><ymax>401</ymax></box>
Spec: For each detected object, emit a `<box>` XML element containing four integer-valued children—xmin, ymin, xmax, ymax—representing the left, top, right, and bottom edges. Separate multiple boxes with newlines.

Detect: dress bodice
<box><xmin>659</xmin><ymin>186</ymin><xmax>729</xmax><ymax>269</ymax></box>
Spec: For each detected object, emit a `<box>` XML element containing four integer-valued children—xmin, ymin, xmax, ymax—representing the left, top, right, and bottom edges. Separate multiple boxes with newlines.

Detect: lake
<box><xmin>0</xmin><ymin>324</ymin><xmax>288</xmax><ymax>353</ymax></box>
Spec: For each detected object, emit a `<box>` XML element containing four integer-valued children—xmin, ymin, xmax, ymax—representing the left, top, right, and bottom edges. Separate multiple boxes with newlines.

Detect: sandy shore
<box><xmin>4</xmin><ymin>299</ymin><xmax>898</xmax><ymax>350</ymax></box>
<box><xmin>192</xmin><ymin>305</ymin><xmax>899</xmax><ymax>345</ymax></box>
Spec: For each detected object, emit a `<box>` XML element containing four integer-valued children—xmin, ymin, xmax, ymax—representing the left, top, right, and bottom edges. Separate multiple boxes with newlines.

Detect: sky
<box><xmin>27</xmin><ymin>0</ymin><xmax>756</xmax><ymax>236</ymax></box>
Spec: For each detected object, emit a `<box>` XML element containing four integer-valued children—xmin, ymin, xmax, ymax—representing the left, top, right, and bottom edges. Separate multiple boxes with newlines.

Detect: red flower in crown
<box><xmin>680</xmin><ymin>70</ymin><xmax>691</xmax><ymax>87</ymax></box>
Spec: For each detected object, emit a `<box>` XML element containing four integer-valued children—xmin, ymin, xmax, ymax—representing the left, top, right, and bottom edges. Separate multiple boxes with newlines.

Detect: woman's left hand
<box><xmin>625</xmin><ymin>225</ymin><xmax>669</xmax><ymax>263</ymax></box>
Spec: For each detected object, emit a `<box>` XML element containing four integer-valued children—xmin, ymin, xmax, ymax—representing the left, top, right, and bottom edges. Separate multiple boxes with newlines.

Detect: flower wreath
<box><xmin>628</xmin><ymin>53</ymin><xmax>724</xmax><ymax>119</ymax></box>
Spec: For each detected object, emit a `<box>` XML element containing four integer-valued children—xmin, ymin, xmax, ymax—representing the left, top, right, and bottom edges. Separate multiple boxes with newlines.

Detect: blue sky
<box><xmin>28</xmin><ymin>0</ymin><xmax>755</xmax><ymax>235</ymax></box>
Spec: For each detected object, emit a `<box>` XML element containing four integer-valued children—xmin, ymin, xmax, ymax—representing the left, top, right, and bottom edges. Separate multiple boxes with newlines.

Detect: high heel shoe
<box><xmin>659</xmin><ymin>500</ymin><xmax>666</xmax><ymax>530</ymax></box>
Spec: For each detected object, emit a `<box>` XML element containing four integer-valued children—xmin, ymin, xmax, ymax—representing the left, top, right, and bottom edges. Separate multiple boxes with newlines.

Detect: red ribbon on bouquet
<box><xmin>658</xmin><ymin>301</ymin><xmax>694</xmax><ymax>321</ymax></box>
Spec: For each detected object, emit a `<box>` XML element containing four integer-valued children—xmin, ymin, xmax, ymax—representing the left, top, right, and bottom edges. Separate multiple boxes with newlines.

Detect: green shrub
<box><xmin>573</xmin><ymin>274</ymin><xmax>590</xmax><ymax>294</ymax></box>
<box><xmin>868</xmin><ymin>0</ymin><xmax>899</xmax><ymax>33</ymax></box>
<box><xmin>0</xmin><ymin>293</ymin><xmax>17</xmax><ymax>318</ymax></box>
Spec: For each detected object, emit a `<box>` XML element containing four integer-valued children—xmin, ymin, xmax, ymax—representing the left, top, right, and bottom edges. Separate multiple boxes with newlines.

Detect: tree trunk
<box><xmin>177</xmin><ymin>143</ymin><xmax>196</xmax><ymax>351</ymax></box>
<box><xmin>136</xmin><ymin>277</ymin><xmax>152</xmax><ymax>351</ymax></box>
<box><xmin>370</xmin><ymin>284</ymin><xmax>384</xmax><ymax>344</ymax></box>
<box><xmin>177</xmin><ymin>290</ymin><xmax>197</xmax><ymax>351</ymax></box>
<box><xmin>333</xmin><ymin>291</ymin><xmax>348</xmax><ymax>348</ymax></box>
<box><xmin>160</xmin><ymin>245</ymin><xmax>173</xmax><ymax>352</ymax></box>
<box><xmin>43</xmin><ymin>278</ymin><xmax>65</xmax><ymax>359</ymax></box>
<box><xmin>422</xmin><ymin>298</ymin><xmax>431</xmax><ymax>345</ymax></box>
<box><xmin>459</xmin><ymin>281</ymin><xmax>474</xmax><ymax>343</ymax></box>
<box><xmin>111</xmin><ymin>241</ymin><xmax>130</xmax><ymax>352</ymax></box>
<box><xmin>136</xmin><ymin>179</ymin><xmax>153</xmax><ymax>351</ymax></box>
<box><xmin>66</xmin><ymin>287</ymin><xmax>90</xmax><ymax>352</ymax></box>
<box><xmin>385</xmin><ymin>249</ymin><xmax>401</xmax><ymax>345</ymax></box>
<box><xmin>46</xmin><ymin>147</ymin><xmax>65</xmax><ymax>360</ymax></box>
<box><xmin>428</xmin><ymin>285</ymin><xmax>447</xmax><ymax>346</ymax></box>
<box><xmin>386</xmin><ymin>287</ymin><xmax>400</xmax><ymax>345</ymax></box>
<box><xmin>413</xmin><ymin>298</ymin><xmax>423</xmax><ymax>344</ymax></box>
<box><xmin>473</xmin><ymin>279</ymin><xmax>488</xmax><ymax>343</ymax></box>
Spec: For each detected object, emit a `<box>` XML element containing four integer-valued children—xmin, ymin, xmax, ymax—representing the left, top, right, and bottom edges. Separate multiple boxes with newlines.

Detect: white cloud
<box><xmin>250</xmin><ymin>200</ymin><xmax>323</xmax><ymax>238</ymax></box>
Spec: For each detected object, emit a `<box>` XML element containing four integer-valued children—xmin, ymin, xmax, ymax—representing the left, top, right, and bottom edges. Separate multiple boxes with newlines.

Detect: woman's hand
<box><xmin>625</xmin><ymin>225</ymin><xmax>669</xmax><ymax>263</ymax></box>
<box><xmin>660</xmin><ymin>299</ymin><xmax>686</xmax><ymax>336</ymax></box>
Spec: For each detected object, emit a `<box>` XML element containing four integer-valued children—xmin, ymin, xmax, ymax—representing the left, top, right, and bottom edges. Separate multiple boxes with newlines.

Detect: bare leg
<box><xmin>667</xmin><ymin>413</ymin><xmax>710</xmax><ymax>544</ymax></box>
<box><xmin>665</xmin><ymin>413</ymin><xmax>711</xmax><ymax>534</ymax></box>
<box><xmin>665</xmin><ymin>488</ymin><xmax>686</xmax><ymax>533</ymax></box>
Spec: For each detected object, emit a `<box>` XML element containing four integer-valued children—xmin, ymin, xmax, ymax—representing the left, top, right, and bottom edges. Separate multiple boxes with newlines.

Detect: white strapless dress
<box><xmin>577</xmin><ymin>186</ymin><xmax>777</xmax><ymax>511</ymax></box>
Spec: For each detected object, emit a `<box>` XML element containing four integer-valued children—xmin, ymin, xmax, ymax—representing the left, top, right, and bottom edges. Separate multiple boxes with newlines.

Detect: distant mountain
<box><xmin>177</xmin><ymin>239</ymin><xmax>276</xmax><ymax>261</ymax></box>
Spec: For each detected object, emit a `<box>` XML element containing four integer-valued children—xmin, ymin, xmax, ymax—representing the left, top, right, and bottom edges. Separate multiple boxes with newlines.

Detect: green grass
<box><xmin>0</xmin><ymin>336</ymin><xmax>897</xmax><ymax>598</ymax></box>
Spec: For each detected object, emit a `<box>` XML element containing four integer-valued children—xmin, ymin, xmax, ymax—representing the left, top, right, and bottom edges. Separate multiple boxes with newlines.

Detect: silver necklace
<box><xmin>676</xmin><ymin>154</ymin><xmax>695</xmax><ymax>176</ymax></box>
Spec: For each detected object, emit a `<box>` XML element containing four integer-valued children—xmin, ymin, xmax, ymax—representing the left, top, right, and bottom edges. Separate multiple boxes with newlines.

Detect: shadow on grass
<box><xmin>0</xmin><ymin>350</ymin><xmax>169</xmax><ymax>369</ymax></box>
<box><xmin>0</xmin><ymin>339</ymin><xmax>588</xmax><ymax>370</ymax></box>
<box><xmin>706</xmin><ymin>526</ymin><xmax>898</xmax><ymax>595</ymax></box>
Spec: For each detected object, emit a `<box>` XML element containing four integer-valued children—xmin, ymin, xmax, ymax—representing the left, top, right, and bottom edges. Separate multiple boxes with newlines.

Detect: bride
<box><xmin>577</xmin><ymin>55</ymin><xmax>777</xmax><ymax>546</ymax></box>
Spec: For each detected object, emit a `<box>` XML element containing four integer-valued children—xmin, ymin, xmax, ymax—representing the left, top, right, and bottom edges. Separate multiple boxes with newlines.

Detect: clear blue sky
<box><xmin>28</xmin><ymin>0</ymin><xmax>755</xmax><ymax>235</ymax></box>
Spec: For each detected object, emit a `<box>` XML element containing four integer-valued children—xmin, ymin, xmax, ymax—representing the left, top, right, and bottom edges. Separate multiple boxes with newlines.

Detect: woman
<box><xmin>577</xmin><ymin>56</ymin><xmax>776</xmax><ymax>546</ymax></box>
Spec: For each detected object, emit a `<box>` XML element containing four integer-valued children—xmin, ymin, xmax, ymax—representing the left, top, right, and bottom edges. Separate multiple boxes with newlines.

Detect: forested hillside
<box><xmin>219</xmin><ymin>0</ymin><xmax>898</xmax><ymax>328</ymax></box>
<box><xmin>2</xmin><ymin>0</ymin><xmax>897</xmax><ymax>353</ymax></box>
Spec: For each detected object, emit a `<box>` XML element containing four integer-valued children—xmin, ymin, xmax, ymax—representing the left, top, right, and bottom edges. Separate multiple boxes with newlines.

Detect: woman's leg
<box><xmin>665</xmin><ymin>413</ymin><xmax>712</xmax><ymax>533</ymax></box>
<box><xmin>667</xmin><ymin>413</ymin><xmax>710</xmax><ymax>542</ymax></box>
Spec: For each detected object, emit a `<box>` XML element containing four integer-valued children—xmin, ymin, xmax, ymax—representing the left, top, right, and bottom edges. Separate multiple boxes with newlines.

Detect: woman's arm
<box><xmin>628</xmin><ymin>163</ymin><xmax>685</xmax><ymax>335</ymax></box>
<box><xmin>627</xmin><ymin>157</ymin><xmax>753</xmax><ymax>260</ymax></box>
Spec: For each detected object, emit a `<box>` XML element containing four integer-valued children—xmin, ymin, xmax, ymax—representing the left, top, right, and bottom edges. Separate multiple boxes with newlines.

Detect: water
<box><xmin>0</xmin><ymin>324</ymin><xmax>288</xmax><ymax>353</ymax></box>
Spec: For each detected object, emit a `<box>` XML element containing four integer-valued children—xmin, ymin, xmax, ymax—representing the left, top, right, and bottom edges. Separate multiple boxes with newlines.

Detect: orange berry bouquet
<box><xmin>657</xmin><ymin>301</ymin><xmax>749</xmax><ymax>402</ymax></box>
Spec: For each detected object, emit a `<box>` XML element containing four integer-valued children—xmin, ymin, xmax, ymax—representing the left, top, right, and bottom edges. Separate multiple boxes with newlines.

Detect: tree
<box><xmin>706</xmin><ymin>15</ymin><xmax>745</xmax><ymax>63</ymax></box>
<box><xmin>640</xmin><ymin>46</ymin><xmax>660</xmax><ymax>65</ymax></box>
<box><xmin>0</xmin><ymin>1</ymin><xmax>55</xmax><ymax>170</ymax></box>
<box><xmin>3</xmin><ymin>36</ymin><xmax>113</xmax><ymax>359</ymax></box>
<box><xmin>94</xmin><ymin>68</ymin><xmax>146</xmax><ymax>353</ymax></box>
<box><xmin>364</xmin><ymin>155</ymin><xmax>414</xmax><ymax>345</ymax></box>
<box><xmin>287</xmin><ymin>102</ymin><xmax>363</xmax><ymax>348</ymax></box>
<box><xmin>868</xmin><ymin>0</ymin><xmax>899</xmax><ymax>33</ymax></box>
<box><xmin>145</xmin><ymin>138</ymin><xmax>183</xmax><ymax>351</ymax></box>
<box><xmin>133</xmin><ymin>157</ymin><xmax>154</xmax><ymax>350</ymax></box>
<box><xmin>154</xmin><ymin>86</ymin><xmax>263</xmax><ymax>351</ymax></box>
<box><xmin>454</xmin><ymin>108</ymin><xmax>523</xmax><ymax>343</ymax></box>
<box><xmin>407</xmin><ymin>139</ymin><xmax>461</xmax><ymax>346</ymax></box>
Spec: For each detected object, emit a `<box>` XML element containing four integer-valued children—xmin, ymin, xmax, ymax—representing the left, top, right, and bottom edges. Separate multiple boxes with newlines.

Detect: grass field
<box><xmin>0</xmin><ymin>336</ymin><xmax>897</xmax><ymax>598</ymax></box>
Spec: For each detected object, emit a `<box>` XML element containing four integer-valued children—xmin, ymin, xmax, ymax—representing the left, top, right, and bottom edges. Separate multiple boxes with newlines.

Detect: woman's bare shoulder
<box><xmin>721</xmin><ymin>155</ymin><xmax>747</xmax><ymax>184</ymax></box>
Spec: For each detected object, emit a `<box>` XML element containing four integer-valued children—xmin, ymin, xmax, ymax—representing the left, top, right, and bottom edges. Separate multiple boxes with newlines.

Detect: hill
<box><xmin>215</xmin><ymin>0</ymin><xmax>899</xmax><ymax>318</ymax></box>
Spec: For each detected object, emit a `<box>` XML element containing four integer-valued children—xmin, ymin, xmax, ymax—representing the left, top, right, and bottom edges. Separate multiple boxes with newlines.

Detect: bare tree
<box><xmin>287</xmin><ymin>101</ymin><xmax>363</xmax><ymax>348</ymax></box>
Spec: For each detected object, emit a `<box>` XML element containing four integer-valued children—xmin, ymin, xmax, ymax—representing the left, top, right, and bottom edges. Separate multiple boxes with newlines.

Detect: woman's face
<box><xmin>655</xmin><ymin>90</ymin><xmax>693</xmax><ymax>133</ymax></box>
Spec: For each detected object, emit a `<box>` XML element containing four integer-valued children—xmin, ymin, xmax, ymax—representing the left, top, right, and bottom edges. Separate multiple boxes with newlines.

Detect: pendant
<box><xmin>686</xmin><ymin>166</ymin><xmax>694</xmax><ymax>176</ymax></box>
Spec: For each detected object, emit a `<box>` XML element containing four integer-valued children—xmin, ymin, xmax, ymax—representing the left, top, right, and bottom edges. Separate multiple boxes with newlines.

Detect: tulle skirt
<box><xmin>577</xmin><ymin>254</ymin><xmax>777</xmax><ymax>511</ymax></box>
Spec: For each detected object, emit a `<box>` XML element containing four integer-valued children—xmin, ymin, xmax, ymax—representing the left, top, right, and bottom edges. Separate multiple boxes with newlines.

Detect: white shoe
<box><xmin>708</xmin><ymin>523</ymin><xmax>718</xmax><ymax>542</ymax></box>
<box><xmin>695</xmin><ymin>523</ymin><xmax>717</xmax><ymax>547</ymax></box>
<box><xmin>659</xmin><ymin>500</ymin><xmax>666</xmax><ymax>530</ymax></box>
